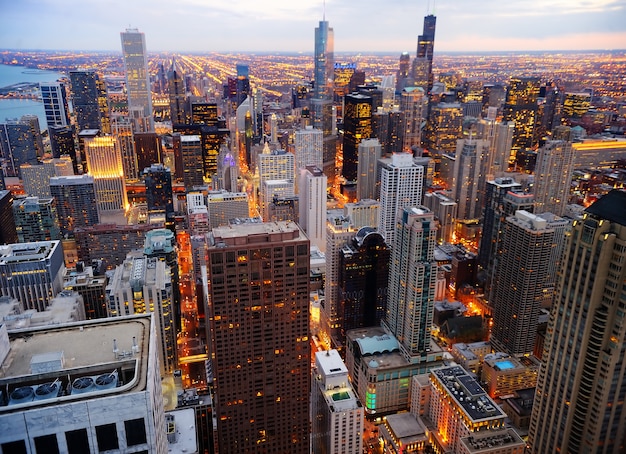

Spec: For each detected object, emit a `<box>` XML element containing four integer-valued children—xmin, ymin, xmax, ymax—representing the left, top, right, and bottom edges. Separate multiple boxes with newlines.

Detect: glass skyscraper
<box><xmin>120</xmin><ymin>28</ymin><xmax>153</xmax><ymax>131</ymax></box>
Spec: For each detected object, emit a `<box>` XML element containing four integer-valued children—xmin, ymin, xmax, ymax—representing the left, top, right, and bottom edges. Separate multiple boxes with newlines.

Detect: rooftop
<box><xmin>585</xmin><ymin>189</ymin><xmax>626</xmax><ymax>226</ymax></box>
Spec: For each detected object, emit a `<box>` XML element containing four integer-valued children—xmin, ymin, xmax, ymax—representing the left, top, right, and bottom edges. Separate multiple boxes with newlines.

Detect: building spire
<box><xmin>323</xmin><ymin>0</ymin><xmax>326</xmax><ymax>21</ymax></box>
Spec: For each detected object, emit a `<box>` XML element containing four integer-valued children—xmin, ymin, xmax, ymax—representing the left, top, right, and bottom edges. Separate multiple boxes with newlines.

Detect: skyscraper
<box><xmin>356</xmin><ymin>138</ymin><xmax>382</xmax><ymax>201</ymax></box>
<box><xmin>84</xmin><ymin>136</ymin><xmax>128</xmax><ymax>214</ymax></box>
<box><xmin>49</xmin><ymin>175</ymin><xmax>99</xmax><ymax>236</ymax></box>
<box><xmin>143</xmin><ymin>164</ymin><xmax>174</xmax><ymax>219</ymax></box>
<box><xmin>70</xmin><ymin>70</ymin><xmax>109</xmax><ymax>133</ymax></box>
<box><xmin>383</xmin><ymin>206</ymin><xmax>438</xmax><ymax>362</ymax></box>
<box><xmin>121</xmin><ymin>28</ymin><xmax>154</xmax><ymax>131</ymax></box>
<box><xmin>489</xmin><ymin>210</ymin><xmax>567</xmax><ymax>356</ymax></box>
<box><xmin>0</xmin><ymin>120</ymin><xmax>43</xmax><ymax>178</ymax></box>
<box><xmin>377</xmin><ymin>153</ymin><xmax>424</xmax><ymax>245</ymax></box>
<box><xmin>412</xmin><ymin>14</ymin><xmax>436</xmax><ymax>92</ymax></box>
<box><xmin>342</xmin><ymin>93</ymin><xmax>373</xmax><ymax>183</ymax></box>
<box><xmin>400</xmin><ymin>86</ymin><xmax>428</xmax><ymax>153</ymax></box>
<box><xmin>168</xmin><ymin>58</ymin><xmax>187</xmax><ymax>125</ymax></box>
<box><xmin>13</xmin><ymin>196</ymin><xmax>61</xmax><ymax>243</ymax></box>
<box><xmin>533</xmin><ymin>139</ymin><xmax>575</xmax><ymax>216</ymax></box>
<box><xmin>298</xmin><ymin>166</ymin><xmax>327</xmax><ymax>252</ymax></box>
<box><xmin>206</xmin><ymin>221</ymin><xmax>310</xmax><ymax>453</ymax></box>
<box><xmin>503</xmin><ymin>77</ymin><xmax>540</xmax><ymax>162</ymax></box>
<box><xmin>529</xmin><ymin>190</ymin><xmax>626</xmax><ymax>453</ymax></box>
<box><xmin>39</xmin><ymin>82</ymin><xmax>70</xmax><ymax>128</ymax></box>
<box><xmin>0</xmin><ymin>190</ymin><xmax>18</xmax><ymax>245</ymax></box>
<box><xmin>313</xmin><ymin>19</ymin><xmax>334</xmax><ymax>101</ymax></box>
<box><xmin>294</xmin><ymin>126</ymin><xmax>323</xmax><ymax>172</ymax></box>
<box><xmin>451</xmin><ymin>137</ymin><xmax>490</xmax><ymax>220</ymax></box>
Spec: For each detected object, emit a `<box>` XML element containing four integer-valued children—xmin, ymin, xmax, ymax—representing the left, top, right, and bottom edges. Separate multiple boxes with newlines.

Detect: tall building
<box><xmin>84</xmin><ymin>136</ymin><xmax>128</xmax><ymax>214</ymax></box>
<box><xmin>121</xmin><ymin>28</ymin><xmax>154</xmax><ymax>131</ymax></box>
<box><xmin>299</xmin><ymin>166</ymin><xmax>327</xmax><ymax>252</ymax></box>
<box><xmin>258</xmin><ymin>147</ymin><xmax>295</xmax><ymax>214</ymax></box>
<box><xmin>377</xmin><ymin>153</ymin><xmax>424</xmax><ymax>245</ymax></box>
<box><xmin>39</xmin><ymin>82</ymin><xmax>70</xmax><ymax>128</ymax></box>
<box><xmin>134</xmin><ymin>132</ymin><xmax>162</xmax><ymax>172</ymax></box>
<box><xmin>503</xmin><ymin>77</ymin><xmax>540</xmax><ymax>161</ymax></box>
<box><xmin>451</xmin><ymin>138</ymin><xmax>490</xmax><ymax>220</ymax></box>
<box><xmin>178</xmin><ymin>135</ymin><xmax>204</xmax><ymax>188</ymax></box>
<box><xmin>0</xmin><ymin>314</ymin><xmax>167</xmax><ymax>454</ymax></box>
<box><xmin>311</xmin><ymin>349</ymin><xmax>364</xmax><ymax>454</ymax></box>
<box><xmin>63</xmin><ymin>262</ymin><xmax>108</xmax><ymax>319</ymax></box>
<box><xmin>0</xmin><ymin>190</ymin><xmax>18</xmax><ymax>245</ymax></box>
<box><xmin>143</xmin><ymin>164</ymin><xmax>174</xmax><ymax>221</ymax></box>
<box><xmin>383</xmin><ymin>206</ymin><xmax>438</xmax><ymax>362</ymax></box>
<box><xmin>168</xmin><ymin>57</ymin><xmax>187</xmax><ymax>125</ymax></box>
<box><xmin>0</xmin><ymin>240</ymin><xmax>65</xmax><ymax>312</ymax></box>
<box><xmin>0</xmin><ymin>120</ymin><xmax>42</xmax><ymax>178</ymax></box>
<box><xmin>69</xmin><ymin>70</ymin><xmax>110</xmax><ymax>133</ymax></box>
<box><xmin>490</xmin><ymin>210</ymin><xmax>567</xmax><ymax>356</ymax></box>
<box><xmin>412</xmin><ymin>14</ymin><xmax>436</xmax><ymax>92</ymax></box>
<box><xmin>356</xmin><ymin>138</ymin><xmax>382</xmax><ymax>201</ymax></box>
<box><xmin>206</xmin><ymin>190</ymin><xmax>250</xmax><ymax>228</ymax></box>
<box><xmin>294</xmin><ymin>126</ymin><xmax>323</xmax><ymax>172</ymax></box>
<box><xmin>111</xmin><ymin>118</ymin><xmax>137</xmax><ymax>180</ymax></box>
<box><xmin>313</xmin><ymin>19</ymin><xmax>334</xmax><ymax>102</ymax></box>
<box><xmin>423</xmin><ymin>191</ymin><xmax>457</xmax><ymax>244</ymax></box>
<box><xmin>529</xmin><ymin>190</ymin><xmax>626</xmax><ymax>453</ymax></box>
<box><xmin>476</xmin><ymin>118</ymin><xmax>515</xmax><ymax>179</ymax></box>
<box><xmin>342</xmin><ymin>93</ymin><xmax>373</xmax><ymax>183</ymax></box>
<box><xmin>396</xmin><ymin>51</ymin><xmax>411</xmax><ymax>92</ymax></box>
<box><xmin>422</xmin><ymin>102</ymin><xmax>463</xmax><ymax>159</ymax></box>
<box><xmin>106</xmin><ymin>250</ymin><xmax>175</xmax><ymax>375</ymax></box>
<box><xmin>48</xmin><ymin>125</ymin><xmax>76</xmax><ymax>161</ymax></box>
<box><xmin>400</xmin><ymin>86</ymin><xmax>428</xmax><ymax>153</ymax></box>
<box><xmin>206</xmin><ymin>221</ymin><xmax>310</xmax><ymax>453</ymax></box>
<box><xmin>339</xmin><ymin>228</ymin><xmax>390</xmax><ymax>340</ymax></box>
<box><xmin>13</xmin><ymin>196</ymin><xmax>61</xmax><ymax>242</ymax></box>
<box><xmin>49</xmin><ymin>175</ymin><xmax>99</xmax><ymax>236</ymax></box>
<box><xmin>533</xmin><ymin>139</ymin><xmax>575</xmax><ymax>216</ymax></box>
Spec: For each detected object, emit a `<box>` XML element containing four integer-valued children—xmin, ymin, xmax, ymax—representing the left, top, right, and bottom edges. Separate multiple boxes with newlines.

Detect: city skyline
<box><xmin>2</xmin><ymin>1</ymin><xmax>625</xmax><ymax>53</ymax></box>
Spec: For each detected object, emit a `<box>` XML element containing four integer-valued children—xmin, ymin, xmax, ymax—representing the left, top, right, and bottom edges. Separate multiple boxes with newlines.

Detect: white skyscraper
<box><xmin>121</xmin><ymin>28</ymin><xmax>153</xmax><ymax>131</ymax></box>
<box><xmin>400</xmin><ymin>87</ymin><xmax>428</xmax><ymax>153</ymax></box>
<box><xmin>356</xmin><ymin>138</ymin><xmax>382</xmax><ymax>201</ymax></box>
<box><xmin>377</xmin><ymin>153</ymin><xmax>424</xmax><ymax>245</ymax></box>
<box><xmin>299</xmin><ymin>166</ymin><xmax>327</xmax><ymax>252</ymax></box>
<box><xmin>533</xmin><ymin>139</ymin><xmax>575</xmax><ymax>216</ymax></box>
<box><xmin>451</xmin><ymin>137</ymin><xmax>490</xmax><ymax>220</ymax></box>
<box><xmin>294</xmin><ymin>126</ymin><xmax>323</xmax><ymax>172</ymax></box>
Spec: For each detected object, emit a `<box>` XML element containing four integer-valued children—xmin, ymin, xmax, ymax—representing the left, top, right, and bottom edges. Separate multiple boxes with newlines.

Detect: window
<box><xmin>125</xmin><ymin>418</ymin><xmax>147</xmax><ymax>446</ymax></box>
<box><xmin>35</xmin><ymin>434</ymin><xmax>59</xmax><ymax>454</ymax></box>
<box><xmin>66</xmin><ymin>429</ymin><xmax>90</xmax><ymax>454</ymax></box>
<box><xmin>96</xmin><ymin>423</ymin><xmax>119</xmax><ymax>451</ymax></box>
<box><xmin>1</xmin><ymin>440</ymin><xmax>27</xmax><ymax>454</ymax></box>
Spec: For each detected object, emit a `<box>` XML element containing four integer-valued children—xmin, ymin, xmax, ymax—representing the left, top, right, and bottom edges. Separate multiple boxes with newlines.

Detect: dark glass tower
<box><xmin>143</xmin><ymin>163</ymin><xmax>174</xmax><ymax>218</ymax></box>
<box><xmin>70</xmin><ymin>70</ymin><xmax>109</xmax><ymax>133</ymax></box>
<box><xmin>413</xmin><ymin>14</ymin><xmax>436</xmax><ymax>92</ymax></box>
<box><xmin>503</xmin><ymin>77</ymin><xmax>541</xmax><ymax>163</ymax></box>
<box><xmin>168</xmin><ymin>58</ymin><xmax>187</xmax><ymax>125</ymax></box>
<box><xmin>342</xmin><ymin>93</ymin><xmax>372</xmax><ymax>183</ymax></box>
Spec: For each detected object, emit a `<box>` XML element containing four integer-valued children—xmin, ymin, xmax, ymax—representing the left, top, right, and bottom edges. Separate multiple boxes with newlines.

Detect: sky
<box><xmin>2</xmin><ymin>0</ymin><xmax>625</xmax><ymax>53</ymax></box>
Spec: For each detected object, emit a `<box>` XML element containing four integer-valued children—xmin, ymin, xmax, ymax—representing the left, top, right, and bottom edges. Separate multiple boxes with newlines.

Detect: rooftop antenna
<box><xmin>323</xmin><ymin>0</ymin><xmax>326</xmax><ymax>21</ymax></box>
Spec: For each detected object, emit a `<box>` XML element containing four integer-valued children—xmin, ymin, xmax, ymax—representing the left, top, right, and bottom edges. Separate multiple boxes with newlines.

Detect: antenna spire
<box><xmin>323</xmin><ymin>0</ymin><xmax>326</xmax><ymax>21</ymax></box>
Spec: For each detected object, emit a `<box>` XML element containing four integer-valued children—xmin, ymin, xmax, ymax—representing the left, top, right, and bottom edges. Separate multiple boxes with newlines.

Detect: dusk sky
<box><xmin>2</xmin><ymin>0</ymin><xmax>625</xmax><ymax>53</ymax></box>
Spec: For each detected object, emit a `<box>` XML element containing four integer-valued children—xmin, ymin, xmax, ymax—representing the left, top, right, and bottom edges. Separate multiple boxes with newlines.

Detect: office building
<box><xmin>0</xmin><ymin>314</ymin><xmax>167</xmax><ymax>454</ymax></box>
<box><xmin>356</xmin><ymin>138</ymin><xmax>382</xmax><ymax>201</ymax></box>
<box><xmin>49</xmin><ymin>175</ymin><xmax>99</xmax><ymax>236</ymax></box>
<box><xmin>451</xmin><ymin>138</ymin><xmax>490</xmax><ymax>220</ymax></box>
<box><xmin>400</xmin><ymin>87</ymin><xmax>428</xmax><ymax>153</ymax></box>
<box><xmin>533</xmin><ymin>139</ymin><xmax>575</xmax><ymax>217</ymax></box>
<box><xmin>106</xmin><ymin>251</ymin><xmax>175</xmax><ymax>375</ymax></box>
<box><xmin>428</xmin><ymin>365</ymin><xmax>525</xmax><ymax>453</ymax></box>
<box><xmin>377</xmin><ymin>153</ymin><xmax>424</xmax><ymax>245</ymax></box>
<box><xmin>70</xmin><ymin>70</ymin><xmax>109</xmax><ymax>133</ymax></box>
<box><xmin>111</xmin><ymin>118</ymin><xmax>137</xmax><ymax>180</ymax></box>
<box><xmin>311</xmin><ymin>350</ymin><xmax>364</xmax><ymax>454</ymax></box>
<box><xmin>0</xmin><ymin>120</ymin><xmax>42</xmax><ymax>178</ymax></box>
<box><xmin>342</xmin><ymin>93</ymin><xmax>373</xmax><ymax>183</ymax></box>
<box><xmin>261</xmin><ymin>179</ymin><xmax>294</xmax><ymax>221</ymax></box>
<box><xmin>383</xmin><ymin>206</ymin><xmax>438</xmax><ymax>362</ymax></box>
<box><xmin>134</xmin><ymin>132</ymin><xmax>162</xmax><ymax>173</ymax></box>
<box><xmin>562</xmin><ymin>92</ymin><xmax>591</xmax><ymax>120</ymax></box>
<box><xmin>84</xmin><ymin>136</ymin><xmax>128</xmax><ymax>214</ymax></box>
<box><xmin>168</xmin><ymin>58</ymin><xmax>187</xmax><ymax>125</ymax></box>
<box><xmin>206</xmin><ymin>221</ymin><xmax>310</xmax><ymax>453</ymax></box>
<box><xmin>412</xmin><ymin>14</ymin><xmax>436</xmax><ymax>92</ymax></box>
<box><xmin>299</xmin><ymin>166</ymin><xmax>327</xmax><ymax>252</ymax></box>
<box><xmin>74</xmin><ymin>223</ymin><xmax>158</xmax><ymax>270</ymax></box>
<box><xmin>21</xmin><ymin>158</ymin><xmax>73</xmax><ymax>198</ymax></box>
<box><xmin>422</xmin><ymin>102</ymin><xmax>463</xmax><ymax>161</ymax></box>
<box><xmin>423</xmin><ymin>191</ymin><xmax>457</xmax><ymax>244</ymax></box>
<box><xmin>0</xmin><ymin>190</ymin><xmax>18</xmax><ymax>245</ymax></box>
<box><xmin>338</xmin><ymin>227</ymin><xmax>389</xmax><ymax>341</ymax></box>
<box><xmin>529</xmin><ymin>190</ymin><xmax>626</xmax><ymax>453</ymax></box>
<box><xmin>312</xmin><ymin>18</ymin><xmax>334</xmax><ymax>133</ymax></box>
<box><xmin>481</xmin><ymin>353</ymin><xmax>540</xmax><ymax>399</ymax></box>
<box><xmin>503</xmin><ymin>77</ymin><xmax>540</xmax><ymax>160</ymax></box>
<box><xmin>267</xmin><ymin>195</ymin><xmax>299</xmax><ymax>222</ymax></box>
<box><xmin>121</xmin><ymin>28</ymin><xmax>153</xmax><ymax>131</ymax></box>
<box><xmin>344</xmin><ymin>199</ymin><xmax>379</xmax><ymax>229</ymax></box>
<box><xmin>40</xmin><ymin>82</ymin><xmax>70</xmax><ymax>128</ymax></box>
<box><xmin>294</xmin><ymin>126</ymin><xmax>323</xmax><ymax>172</ymax></box>
<box><xmin>63</xmin><ymin>262</ymin><xmax>108</xmax><ymax>319</ymax></box>
<box><xmin>143</xmin><ymin>164</ymin><xmax>174</xmax><ymax>220</ymax></box>
<box><xmin>0</xmin><ymin>240</ymin><xmax>65</xmax><ymax>312</ymax></box>
<box><xmin>179</xmin><ymin>135</ymin><xmax>204</xmax><ymax>188</ymax></box>
<box><xmin>476</xmin><ymin>119</ymin><xmax>515</xmax><ymax>180</ymax></box>
<box><xmin>13</xmin><ymin>196</ymin><xmax>60</xmax><ymax>243</ymax></box>
<box><xmin>48</xmin><ymin>125</ymin><xmax>76</xmax><ymax>161</ymax></box>
<box><xmin>206</xmin><ymin>190</ymin><xmax>250</xmax><ymax>228</ymax></box>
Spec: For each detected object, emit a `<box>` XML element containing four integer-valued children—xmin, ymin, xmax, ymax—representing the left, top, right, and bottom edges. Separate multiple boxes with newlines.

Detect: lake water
<box><xmin>0</xmin><ymin>64</ymin><xmax>65</xmax><ymax>131</ymax></box>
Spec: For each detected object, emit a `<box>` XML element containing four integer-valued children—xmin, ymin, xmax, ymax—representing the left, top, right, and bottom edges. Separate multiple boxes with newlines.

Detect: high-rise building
<box><xmin>178</xmin><ymin>135</ymin><xmax>204</xmax><ymax>188</ymax></box>
<box><xmin>13</xmin><ymin>196</ymin><xmax>61</xmax><ymax>243</ymax></box>
<box><xmin>111</xmin><ymin>118</ymin><xmax>137</xmax><ymax>179</ymax></box>
<box><xmin>206</xmin><ymin>190</ymin><xmax>250</xmax><ymax>228</ymax></box>
<box><xmin>377</xmin><ymin>153</ymin><xmax>424</xmax><ymax>245</ymax></box>
<box><xmin>0</xmin><ymin>190</ymin><xmax>18</xmax><ymax>245</ymax></box>
<box><xmin>342</xmin><ymin>93</ymin><xmax>373</xmax><ymax>183</ymax></box>
<box><xmin>63</xmin><ymin>262</ymin><xmax>108</xmax><ymax>319</ymax></box>
<box><xmin>562</xmin><ymin>91</ymin><xmax>591</xmax><ymax>120</ymax></box>
<box><xmin>168</xmin><ymin>57</ymin><xmax>187</xmax><ymax>125</ymax></box>
<box><xmin>294</xmin><ymin>126</ymin><xmax>323</xmax><ymax>172</ymax></box>
<box><xmin>84</xmin><ymin>136</ymin><xmax>128</xmax><ymax>214</ymax></box>
<box><xmin>339</xmin><ymin>228</ymin><xmax>390</xmax><ymax>339</ymax></box>
<box><xmin>533</xmin><ymin>139</ymin><xmax>574</xmax><ymax>217</ymax></box>
<box><xmin>299</xmin><ymin>166</ymin><xmax>327</xmax><ymax>252</ymax></box>
<box><xmin>383</xmin><ymin>206</ymin><xmax>438</xmax><ymax>362</ymax></box>
<box><xmin>206</xmin><ymin>221</ymin><xmax>310</xmax><ymax>453</ymax></box>
<box><xmin>48</xmin><ymin>125</ymin><xmax>76</xmax><ymax>161</ymax></box>
<box><xmin>356</xmin><ymin>138</ymin><xmax>382</xmax><ymax>201</ymax></box>
<box><xmin>49</xmin><ymin>175</ymin><xmax>99</xmax><ymax>236</ymax></box>
<box><xmin>0</xmin><ymin>240</ymin><xmax>65</xmax><ymax>312</ymax></box>
<box><xmin>423</xmin><ymin>191</ymin><xmax>457</xmax><ymax>244</ymax></box>
<box><xmin>143</xmin><ymin>164</ymin><xmax>174</xmax><ymax>220</ymax></box>
<box><xmin>422</xmin><ymin>102</ymin><xmax>463</xmax><ymax>161</ymax></box>
<box><xmin>311</xmin><ymin>349</ymin><xmax>364</xmax><ymax>454</ymax></box>
<box><xmin>451</xmin><ymin>138</ymin><xmax>490</xmax><ymax>220</ymax></box>
<box><xmin>476</xmin><ymin>119</ymin><xmax>515</xmax><ymax>180</ymax></box>
<box><xmin>134</xmin><ymin>132</ymin><xmax>162</xmax><ymax>172</ymax></box>
<box><xmin>400</xmin><ymin>86</ymin><xmax>428</xmax><ymax>153</ymax></box>
<box><xmin>490</xmin><ymin>210</ymin><xmax>567</xmax><ymax>356</ymax></box>
<box><xmin>313</xmin><ymin>19</ymin><xmax>334</xmax><ymax>102</ymax></box>
<box><xmin>396</xmin><ymin>51</ymin><xmax>411</xmax><ymax>92</ymax></box>
<box><xmin>106</xmin><ymin>250</ymin><xmax>175</xmax><ymax>375</ymax></box>
<box><xmin>121</xmin><ymin>28</ymin><xmax>154</xmax><ymax>131</ymax></box>
<box><xmin>69</xmin><ymin>70</ymin><xmax>110</xmax><ymax>133</ymax></box>
<box><xmin>0</xmin><ymin>120</ymin><xmax>42</xmax><ymax>178</ymax></box>
<box><xmin>529</xmin><ymin>190</ymin><xmax>626</xmax><ymax>453</ymax></box>
<box><xmin>39</xmin><ymin>82</ymin><xmax>70</xmax><ymax>128</ymax></box>
<box><xmin>0</xmin><ymin>314</ymin><xmax>167</xmax><ymax>454</ymax></box>
<box><xmin>503</xmin><ymin>77</ymin><xmax>540</xmax><ymax>161</ymax></box>
<box><xmin>412</xmin><ymin>14</ymin><xmax>436</xmax><ymax>92</ymax></box>
<box><xmin>344</xmin><ymin>199</ymin><xmax>379</xmax><ymax>229</ymax></box>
